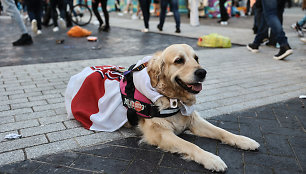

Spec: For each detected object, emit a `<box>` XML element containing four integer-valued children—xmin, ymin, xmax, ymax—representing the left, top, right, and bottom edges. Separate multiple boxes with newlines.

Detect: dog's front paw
<box><xmin>234</xmin><ymin>135</ymin><xmax>260</xmax><ymax>150</ymax></box>
<box><xmin>200</xmin><ymin>153</ymin><xmax>227</xmax><ymax>172</ymax></box>
<box><xmin>154</xmin><ymin>96</ymin><xmax>170</xmax><ymax>110</ymax></box>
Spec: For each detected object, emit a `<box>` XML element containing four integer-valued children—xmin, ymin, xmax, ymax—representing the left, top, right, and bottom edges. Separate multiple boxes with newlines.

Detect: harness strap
<box><xmin>121</xmin><ymin>94</ymin><xmax>180</xmax><ymax>118</ymax></box>
<box><xmin>122</xmin><ymin>62</ymin><xmax>180</xmax><ymax>126</ymax></box>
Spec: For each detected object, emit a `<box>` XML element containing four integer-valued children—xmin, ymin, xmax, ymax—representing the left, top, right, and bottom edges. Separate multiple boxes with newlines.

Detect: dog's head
<box><xmin>147</xmin><ymin>44</ymin><xmax>206</xmax><ymax>104</ymax></box>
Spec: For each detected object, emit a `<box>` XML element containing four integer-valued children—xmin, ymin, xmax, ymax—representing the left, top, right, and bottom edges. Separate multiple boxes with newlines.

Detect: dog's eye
<box><xmin>194</xmin><ymin>56</ymin><xmax>199</xmax><ymax>63</ymax></box>
<box><xmin>174</xmin><ymin>57</ymin><xmax>185</xmax><ymax>64</ymax></box>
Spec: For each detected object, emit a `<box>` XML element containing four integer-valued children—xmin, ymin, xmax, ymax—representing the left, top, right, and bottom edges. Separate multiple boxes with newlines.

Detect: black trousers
<box><xmin>92</xmin><ymin>0</ymin><xmax>109</xmax><ymax>27</ymax></box>
<box><xmin>219</xmin><ymin>0</ymin><xmax>229</xmax><ymax>21</ymax></box>
<box><xmin>25</xmin><ymin>0</ymin><xmax>43</xmax><ymax>29</ymax></box>
<box><xmin>139</xmin><ymin>0</ymin><xmax>151</xmax><ymax>28</ymax></box>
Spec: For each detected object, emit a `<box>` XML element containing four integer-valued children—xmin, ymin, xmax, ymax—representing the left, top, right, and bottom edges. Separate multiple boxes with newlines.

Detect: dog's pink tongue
<box><xmin>188</xmin><ymin>83</ymin><xmax>202</xmax><ymax>92</ymax></box>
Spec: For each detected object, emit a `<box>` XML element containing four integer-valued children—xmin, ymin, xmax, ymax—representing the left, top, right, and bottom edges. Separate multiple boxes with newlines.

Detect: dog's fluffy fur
<box><xmin>135</xmin><ymin>44</ymin><xmax>259</xmax><ymax>172</ymax></box>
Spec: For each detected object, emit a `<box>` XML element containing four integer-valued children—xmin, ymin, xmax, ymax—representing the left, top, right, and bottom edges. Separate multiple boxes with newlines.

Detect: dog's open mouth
<box><xmin>175</xmin><ymin>77</ymin><xmax>202</xmax><ymax>94</ymax></box>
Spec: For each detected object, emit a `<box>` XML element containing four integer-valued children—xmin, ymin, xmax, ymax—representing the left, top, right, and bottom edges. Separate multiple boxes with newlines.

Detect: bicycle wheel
<box><xmin>71</xmin><ymin>4</ymin><xmax>92</xmax><ymax>26</ymax></box>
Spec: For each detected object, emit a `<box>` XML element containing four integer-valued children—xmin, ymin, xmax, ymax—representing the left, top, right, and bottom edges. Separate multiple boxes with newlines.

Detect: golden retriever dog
<box><xmin>135</xmin><ymin>44</ymin><xmax>260</xmax><ymax>172</ymax></box>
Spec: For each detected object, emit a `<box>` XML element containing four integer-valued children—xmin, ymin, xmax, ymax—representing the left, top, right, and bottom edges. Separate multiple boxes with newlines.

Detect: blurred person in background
<box><xmin>92</xmin><ymin>0</ymin><xmax>110</xmax><ymax>32</ymax></box>
<box><xmin>1</xmin><ymin>0</ymin><xmax>33</xmax><ymax>46</ymax></box>
<box><xmin>247</xmin><ymin>0</ymin><xmax>292</xmax><ymax>60</ymax></box>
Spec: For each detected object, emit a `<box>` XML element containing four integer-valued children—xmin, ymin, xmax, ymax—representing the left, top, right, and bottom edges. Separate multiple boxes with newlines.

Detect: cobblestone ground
<box><xmin>0</xmin><ymin>98</ymin><xmax>305</xmax><ymax>174</ymax></box>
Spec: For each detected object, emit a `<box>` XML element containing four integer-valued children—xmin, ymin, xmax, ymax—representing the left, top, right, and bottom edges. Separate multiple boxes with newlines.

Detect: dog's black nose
<box><xmin>194</xmin><ymin>69</ymin><xmax>207</xmax><ymax>81</ymax></box>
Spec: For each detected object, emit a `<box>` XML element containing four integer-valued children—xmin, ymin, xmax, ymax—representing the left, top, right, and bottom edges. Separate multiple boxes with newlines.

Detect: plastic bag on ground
<box><xmin>67</xmin><ymin>26</ymin><xmax>92</xmax><ymax>37</ymax></box>
<box><xmin>197</xmin><ymin>33</ymin><xmax>232</xmax><ymax>48</ymax></box>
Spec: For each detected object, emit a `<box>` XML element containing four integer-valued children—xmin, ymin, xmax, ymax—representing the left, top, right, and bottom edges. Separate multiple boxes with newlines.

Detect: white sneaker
<box><xmin>301</xmin><ymin>37</ymin><xmax>306</xmax><ymax>43</ymax></box>
<box><xmin>221</xmin><ymin>21</ymin><xmax>228</xmax><ymax>25</ymax></box>
<box><xmin>59</xmin><ymin>18</ymin><xmax>66</xmax><ymax>29</ymax></box>
<box><xmin>37</xmin><ymin>30</ymin><xmax>42</xmax><ymax>35</ymax></box>
<box><xmin>141</xmin><ymin>28</ymin><xmax>149</xmax><ymax>32</ymax></box>
<box><xmin>31</xmin><ymin>19</ymin><xmax>38</xmax><ymax>34</ymax></box>
<box><xmin>131</xmin><ymin>14</ymin><xmax>138</xmax><ymax>20</ymax></box>
<box><xmin>53</xmin><ymin>27</ymin><xmax>59</xmax><ymax>32</ymax></box>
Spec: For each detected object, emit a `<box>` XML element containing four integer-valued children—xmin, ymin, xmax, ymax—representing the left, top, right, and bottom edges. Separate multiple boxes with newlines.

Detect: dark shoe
<box><xmin>98</xmin><ymin>24</ymin><xmax>104</xmax><ymax>32</ymax></box>
<box><xmin>273</xmin><ymin>45</ymin><xmax>293</xmax><ymax>60</ymax></box>
<box><xmin>102</xmin><ymin>25</ymin><xmax>110</xmax><ymax>32</ymax></box>
<box><xmin>157</xmin><ymin>24</ymin><xmax>162</xmax><ymax>31</ymax></box>
<box><xmin>265</xmin><ymin>41</ymin><xmax>277</xmax><ymax>47</ymax></box>
<box><xmin>291</xmin><ymin>22</ymin><xmax>304</xmax><ymax>37</ymax></box>
<box><xmin>12</xmin><ymin>34</ymin><xmax>33</xmax><ymax>46</ymax></box>
<box><xmin>246</xmin><ymin>43</ymin><xmax>259</xmax><ymax>53</ymax></box>
<box><xmin>175</xmin><ymin>28</ymin><xmax>181</xmax><ymax>33</ymax></box>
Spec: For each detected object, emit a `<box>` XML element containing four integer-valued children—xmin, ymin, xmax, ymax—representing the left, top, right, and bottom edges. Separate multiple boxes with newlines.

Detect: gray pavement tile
<box><xmin>244</xmin><ymin>164</ymin><xmax>273</xmax><ymax>174</ymax></box>
<box><xmin>35</xmin><ymin>151</ymin><xmax>80</xmax><ymax>166</ymax></box>
<box><xmin>0</xmin><ymin>150</ymin><xmax>25</xmax><ymax>167</ymax></box>
<box><xmin>71</xmin><ymin>154</ymin><xmax>129</xmax><ymax>173</ymax></box>
<box><xmin>0</xmin><ymin>135</ymin><xmax>48</xmax><ymax>153</ymax></box>
<box><xmin>0</xmin><ymin>160</ymin><xmax>40</xmax><ymax>173</ymax></box>
<box><xmin>0</xmin><ymin>108</ymin><xmax>33</xmax><ymax>118</ymax></box>
<box><xmin>244</xmin><ymin>152</ymin><xmax>300</xmax><ymax>171</ymax></box>
<box><xmin>264</xmin><ymin>134</ymin><xmax>295</xmax><ymax>157</ymax></box>
<box><xmin>47</xmin><ymin>127</ymin><xmax>93</xmax><ymax>142</ymax></box>
<box><xmin>15</xmin><ymin>110</ymin><xmax>56</xmax><ymax>121</ymax></box>
<box><xmin>156</xmin><ymin>167</ymin><xmax>185</xmax><ymax>174</ymax></box>
<box><xmin>74</xmin><ymin>131</ymin><xmax>122</xmax><ymax>147</ymax></box>
<box><xmin>0</xmin><ymin>119</ymin><xmax>39</xmax><ymax>132</ymax></box>
<box><xmin>20</xmin><ymin>122</ymin><xmax>66</xmax><ymax>137</ymax></box>
<box><xmin>25</xmin><ymin>139</ymin><xmax>80</xmax><ymax>159</ymax></box>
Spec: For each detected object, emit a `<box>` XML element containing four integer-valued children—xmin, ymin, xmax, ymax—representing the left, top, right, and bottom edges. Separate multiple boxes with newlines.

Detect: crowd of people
<box><xmin>0</xmin><ymin>0</ymin><xmax>305</xmax><ymax>60</ymax></box>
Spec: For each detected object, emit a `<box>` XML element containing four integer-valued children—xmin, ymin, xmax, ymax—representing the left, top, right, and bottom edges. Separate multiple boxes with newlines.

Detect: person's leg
<box><xmin>139</xmin><ymin>0</ymin><xmax>149</xmax><ymax>29</ymax></box>
<box><xmin>297</xmin><ymin>15</ymin><xmax>306</xmax><ymax>27</ymax></box>
<box><xmin>57</xmin><ymin>0</ymin><xmax>66</xmax><ymax>19</ymax></box>
<box><xmin>261</xmin><ymin>0</ymin><xmax>288</xmax><ymax>47</ymax></box>
<box><xmin>2</xmin><ymin>0</ymin><xmax>28</xmax><ymax>34</ymax></box>
<box><xmin>92</xmin><ymin>0</ymin><xmax>104</xmax><ymax>27</ymax></box>
<box><xmin>158</xmin><ymin>0</ymin><xmax>168</xmax><ymax>29</ymax></box>
<box><xmin>1</xmin><ymin>0</ymin><xmax>33</xmax><ymax>45</ymax></box>
<box><xmin>101</xmin><ymin>0</ymin><xmax>109</xmax><ymax>28</ymax></box>
<box><xmin>50</xmin><ymin>0</ymin><xmax>58</xmax><ymax>27</ymax></box>
<box><xmin>33</xmin><ymin>0</ymin><xmax>43</xmax><ymax>30</ymax></box>
<box><xmin>219</xmin><ymin>0</ymin><xmax>228</xmax><ymax>21</ymax></box>
<box><xmin>171</xmin><ymin>0</ymin><xmax>180</xmax><ymax>31</ymax></box>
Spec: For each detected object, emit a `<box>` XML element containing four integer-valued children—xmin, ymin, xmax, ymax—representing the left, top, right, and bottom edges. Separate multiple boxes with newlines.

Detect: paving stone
<box><xmin>20</xmin><ymin>122</ymin><xmax>66</xmax><ymax>137</ymax></box>
<box><xmin>156</xmin><ymin>167</ymin><xmax>185</xmax><ymax>174</ymax></box>
<box><xmin>0</xmin><ymin>119</ymin><xmax>39</xmax><ymax>132</ymax></box>
<box><xmin>244</xmin><ymin>152</ymin><xmax>300</xmax><ymax>170</ymax></box>
<box><xmin>0</xmin><ymin>158</ymin><xmax>39</xmax><ymax>173</ymax></box>
<box><xmin>15</xmin><ymin>110</ymin><xmax>56</xmax><ymax>121</ymax></box>
<box><xmin>63</xmin><ymin>120</ymin><xmax>82</xmax><ymax>129</ymax></box>
<box><xmin>0</xmin><ymin>135</ymin><xmax>48</xmax><ymax>153</ymax></box>
<box><xmin>9</xmin><ymin>92</ymin><xmax>42</xmax><ymax>100</ymax></box>
<box><xmin>264</xmin><ymin>134</ymin><xmax>295</xmax><ymax>157</ymax></box>
<box><xmin>35</xmin><ymin>151</ymin><xmax>80</xmax><ymax>166</ymax></box>
<box><xmin>10</xmin><ymin>100</ymin><xmax>48</xmax><ymax>110</ymax></box>
<box><xmin>25</xmin><ymin>139</ymin><xmax>79</xmax><ymax>159</ymax></box>
<box><xmin>244</xmin><ymin>164</ymin><xmax>273</xmax><ymax>174</ymax></box>
<box><xmin>74</xmin><ymin>131</ymin><xmax>123</xmax><ymax>147</ymax></box>
<box><xmin>28</xmin><ymin>94</ymin><xmax>62</xmax><ymax>102</ymax></box>
<box><xmin>160</xmin><ymin>153</ymin><xmax>207</xmax><ymax>172</ymax></box>
<box><xmin>75</xmin><ymin>144</ymin><xmax>116</xmax><ymax>157</ymax></box>
<box><xmin>47</xmin><ymin>127</ymin><xmax>93</xmax><ymax>142</ymax></box>
<box><xmin>32</xmin><ymin>103</ymin><xmax>64</xmax><ymax>112</ymax></box>
<box><xmin>31</xmin><ymin>163</ymin><xmax>69</xmax><ymax>174</ymax></box>
<box><xmin>0</xmin><ymin>116</ymin><xmax>14</xmax><ymax>124</ymax></box>
<box><xmin>0</xmin><ymin>108</ymin><xmax>33</xmax><ymax>118</ymax></box>
<box><xmin>38</xmin><ymin>114</ymin><xmax>69</xmax><ymax>125</ymax></box>
<box><xmin>71</xmin><ymin>154</ymin><xmax>129</xmax><ymax>173</ymax></box>
<box><xmin>0</xmin><ymin>104</ymin><xmax>10</xmax><ymax>112</ymax></box>
<box><xmin>0</xmin><ymin>98</ymin><xmax>28</xmax><ymax>106</ymax></box>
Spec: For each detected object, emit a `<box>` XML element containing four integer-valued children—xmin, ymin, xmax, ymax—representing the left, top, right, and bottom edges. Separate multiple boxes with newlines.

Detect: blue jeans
<box><xmin>1</xmin><ymin>0</ymin><xmax>28</xmax><ymax>34</ymax></box>
<box><xmin>158</xmin><ymin>0</ymin><xmax>180</xmax><ymax>29</ymax></box>
<box><xmin>253</xmin><ymin>0</ymin><xmax>288</xmax><ymax>47</ymax></box>
<box><xmin>298</xmin><ymin>15</ymin><xmax>306</xmax><ymax>27</ymax></box>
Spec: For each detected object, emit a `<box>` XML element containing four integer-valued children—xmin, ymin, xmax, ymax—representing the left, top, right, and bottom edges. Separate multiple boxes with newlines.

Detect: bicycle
<box><xmin>70</xmin><ymin>0</ymin><xmax>93</xmax><ymax>26</ymax></box>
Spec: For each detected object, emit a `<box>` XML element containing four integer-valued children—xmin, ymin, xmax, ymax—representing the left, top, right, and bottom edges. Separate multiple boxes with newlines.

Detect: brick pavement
<box><xmin>0</xmin><ymin>6</ymin><xmax>305</xmax><ymax>172</ymax></box>
<box><xmin>0</xmin><ymin>98</ymin><xmax>305</xmax><ymax>174</ymax></box>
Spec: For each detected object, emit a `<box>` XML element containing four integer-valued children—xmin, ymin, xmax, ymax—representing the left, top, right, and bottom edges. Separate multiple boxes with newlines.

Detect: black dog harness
<box><xmin>120</xmin><ymin>63</ymin><xmax>180</xmax><ymax>126</ymax></box>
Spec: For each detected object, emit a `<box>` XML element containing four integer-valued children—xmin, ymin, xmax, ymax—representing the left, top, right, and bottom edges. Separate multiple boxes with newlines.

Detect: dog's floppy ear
<box><xmin>147</xmin><ymin>52</ymin><xmax>164</xmax><ymax>88</ymax></box>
